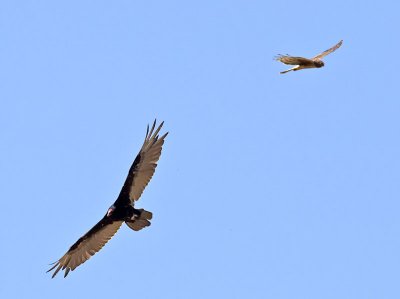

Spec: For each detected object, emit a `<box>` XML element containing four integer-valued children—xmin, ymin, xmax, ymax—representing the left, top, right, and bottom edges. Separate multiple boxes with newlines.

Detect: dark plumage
<box><xmin>47</xmin><ymin>120</ymin><xmax>168</xmax><ymax>278</ymax></box>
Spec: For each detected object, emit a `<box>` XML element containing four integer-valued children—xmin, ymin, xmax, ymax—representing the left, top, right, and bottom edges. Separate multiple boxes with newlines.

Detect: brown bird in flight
<box><xmin>275</xmin><ymin>40</ymin><xmax>343</xmax><ymax>74</ymax></box>
<box><xmin>47</xmin><ymin>120</ymin><xmax>168</xmax><ymax>278</ymax></box>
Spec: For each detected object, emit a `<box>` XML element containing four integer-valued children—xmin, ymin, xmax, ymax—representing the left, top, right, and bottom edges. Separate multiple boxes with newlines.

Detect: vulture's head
<box><xmin>107</xmin><ymin>205</ymin><xmax>116</xmax><ymax>217</ymax></box>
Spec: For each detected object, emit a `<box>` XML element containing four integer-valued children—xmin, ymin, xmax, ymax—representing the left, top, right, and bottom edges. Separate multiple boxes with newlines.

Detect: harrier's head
<box><xmin>314</xmin><ymin>60</ymin><xmax>324</xmax><ymax>68</ymax></box>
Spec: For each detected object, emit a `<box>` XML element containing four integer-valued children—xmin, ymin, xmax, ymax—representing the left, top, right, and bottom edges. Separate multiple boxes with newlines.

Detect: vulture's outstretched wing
<box><xmin>312</xmin><ymin>40</ymin><xmax>343</xmax><ymax>60</ymax></box>
<box><xmin>47</xmin><ymin>218</ymin><xmax>123</xmax><ymax>278</ymax></box>
<box><xmin>275</xmin><ymin>55</ymin><xmax>315</xmax><ymax>66</ymax></box>
<box><xmin>115</xmin><ymin>120</ymin><xmax>168</xmax><ymax>205</ymax></box>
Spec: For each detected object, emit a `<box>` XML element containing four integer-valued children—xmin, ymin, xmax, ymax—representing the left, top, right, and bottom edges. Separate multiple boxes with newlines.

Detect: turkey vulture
<box><xmin>47</xmin><ymin>120</ymin><xmax>168</xmax><ymax>278</ymax></box>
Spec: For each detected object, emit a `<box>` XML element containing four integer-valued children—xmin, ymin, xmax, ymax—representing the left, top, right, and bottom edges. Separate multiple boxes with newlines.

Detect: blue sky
<box><xmin>1</xmin><ymin>1</ymin><xmax>400</xmax><ymax>298</ymax></box>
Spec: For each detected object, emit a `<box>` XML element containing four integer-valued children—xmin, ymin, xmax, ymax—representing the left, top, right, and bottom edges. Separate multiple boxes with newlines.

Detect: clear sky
<box><xmin>1</xmin><ymin>1</ymin><xmax>400</xmax><ymax>298</ymax></box>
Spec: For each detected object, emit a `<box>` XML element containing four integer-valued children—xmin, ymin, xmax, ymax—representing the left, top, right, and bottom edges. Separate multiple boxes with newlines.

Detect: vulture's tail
<box><xmin>126</xmin><ymin>209</ymin><xmax>152</xmax><ymax>231</ymax></box>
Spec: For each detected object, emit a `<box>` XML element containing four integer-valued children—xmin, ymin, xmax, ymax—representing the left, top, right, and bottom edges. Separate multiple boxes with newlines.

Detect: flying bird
<box><xmin>275</xmin><ymin>40</ymin><xmax>343</xmax><ymax>74</ymax></box>
<box><xmin>47</xmin><ymin>120</ymin><xmax>168</xmax><ymax>278</ymax></box>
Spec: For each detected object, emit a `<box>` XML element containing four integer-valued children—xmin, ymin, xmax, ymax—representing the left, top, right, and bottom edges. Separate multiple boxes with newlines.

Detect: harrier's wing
<box><xmin>47</xmin><ymin>218</ymin><xmax>123</xmax><ymax>278</ymax></box>
<box><xmin>312</xmin><ymin>40</ymin><xmax>343</xmax><ymax>60</ymax></box>
<box><xmin>115</xmin><ymin>120</ymin><xmax>168</xmax><ymax>206</ymax></box>
<box><xmin>275</xmin><ymin>55</ymin><xmax>315</xmax><ymax>66</ymax></box>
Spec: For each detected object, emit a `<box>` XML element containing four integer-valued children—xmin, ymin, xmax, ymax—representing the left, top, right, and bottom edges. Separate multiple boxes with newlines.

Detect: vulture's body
<box><xmin>48</xmin><ymin>120</ymin><xmax>167</xmax><ymax>278</ymax></box>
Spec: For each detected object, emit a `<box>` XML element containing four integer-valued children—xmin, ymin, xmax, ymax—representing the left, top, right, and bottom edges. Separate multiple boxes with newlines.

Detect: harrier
<box><xmin>47</xmin><ymin>120</ymin><xmax>168</xmax><ymax>278</ymax></box>
<box><xmin>275</xmin><ymin>40</ymin><xmax>343</xmax><ymax>74</ymax></box>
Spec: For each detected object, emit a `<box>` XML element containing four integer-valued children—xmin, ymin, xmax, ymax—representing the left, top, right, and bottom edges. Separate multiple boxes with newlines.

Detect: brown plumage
<box><xmin>47</xmin><ymin>120</ymin><xmax>168</xmax><ymax>278</ymax></box>
<box><xmin>275</xmin><ymin>40</ymin><xmax>343</xmax><ymax>74</ymax></box>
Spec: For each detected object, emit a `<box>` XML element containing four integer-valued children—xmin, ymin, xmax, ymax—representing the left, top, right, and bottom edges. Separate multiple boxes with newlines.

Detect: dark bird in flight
<box><xmin>275</xmin><ymin>40</ymin><xmax>343</xmax><ymax>74</ymax></box>
<box><xmin>47</xmin><ymin>120</ymin><xmax>168</xmax><ymax>278</ymax></box>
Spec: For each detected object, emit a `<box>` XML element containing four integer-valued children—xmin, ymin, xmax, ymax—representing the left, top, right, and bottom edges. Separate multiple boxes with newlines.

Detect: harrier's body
<box><xmin>275</xmin><ymin>40</ymin><xmax>343</xmax><ymax>74</ymax></box>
